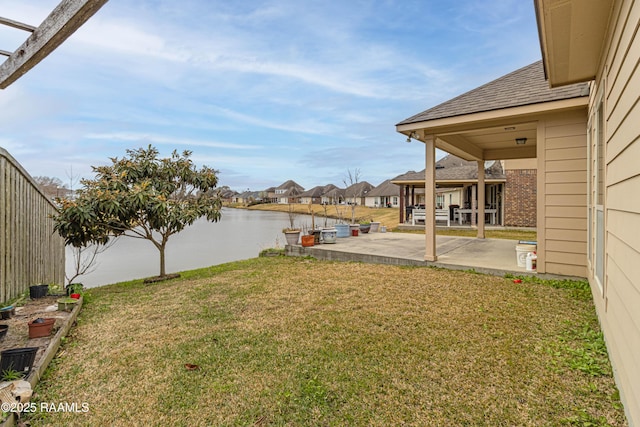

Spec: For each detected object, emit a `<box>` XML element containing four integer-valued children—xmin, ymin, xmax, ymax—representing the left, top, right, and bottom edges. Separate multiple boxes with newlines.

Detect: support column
<box><xmin>399</xmin><ymin>185</ymin><xmax>405</xmax><ymax>224</ymax></box>
<box><xmin>471</xmin><ymin>184</ymin><xmax>477</xmax><ymax>226</ymax></box>
<box><xmin>477</xmin><ymin>161</ymin><xmax>485</xmax><ymax>239</ymax></box>
<box><xmin>424</xmin><ymin>135</ymin><xmax>437</xmax><ymax>261</ymax></box>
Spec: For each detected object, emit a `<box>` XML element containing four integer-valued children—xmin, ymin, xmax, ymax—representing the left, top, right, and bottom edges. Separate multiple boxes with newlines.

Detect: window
<box><xmin>594</xmin><ymin>100</ymin><xmax>605</xmax><ymax>293</ymax></box>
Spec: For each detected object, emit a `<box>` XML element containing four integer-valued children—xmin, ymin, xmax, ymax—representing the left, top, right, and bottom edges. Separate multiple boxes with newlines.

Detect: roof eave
<box><xmin>396</xmin><ymin>96</ymin><xmax>588</xmax><ymax>134</ymax></box>
<box><xmin>534</xmin><ymin>0</ymin><xmax>613</xmax><ymax>88</ymax></box>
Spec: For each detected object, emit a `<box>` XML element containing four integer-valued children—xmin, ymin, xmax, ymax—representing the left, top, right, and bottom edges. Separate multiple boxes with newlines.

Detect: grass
<box><xmin>28</xmin><ymin>258</ymin><xmax>625</xmax><ymax>426</ymax></box>
<box><xmin>246</xmin><ymin>202</ymin><xmax>400</xmax><ymax>230</ymax></box>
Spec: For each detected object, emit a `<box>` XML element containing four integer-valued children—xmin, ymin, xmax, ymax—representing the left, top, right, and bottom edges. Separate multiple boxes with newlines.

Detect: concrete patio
<box><xmin>286</xmin><ymin>232</ymin><xmax>582</xmax><ymax>279</ymax></box>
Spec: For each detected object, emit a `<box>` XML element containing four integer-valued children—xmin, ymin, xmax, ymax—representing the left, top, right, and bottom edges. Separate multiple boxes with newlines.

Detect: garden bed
<box><xmin>0</xmin><ymin>296</ymin><xmax>75</xmax><ymax>375</ymax></box>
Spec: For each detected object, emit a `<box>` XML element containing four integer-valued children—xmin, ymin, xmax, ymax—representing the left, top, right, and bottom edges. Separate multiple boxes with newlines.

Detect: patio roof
<box><xmin>396</xmin><ymin>60</ymin><xmax>590</xmax><ymax>161</ymax></box>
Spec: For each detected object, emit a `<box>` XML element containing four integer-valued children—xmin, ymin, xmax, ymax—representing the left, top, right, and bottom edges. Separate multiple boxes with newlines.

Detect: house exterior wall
<box><xmin>587</xmin><ymin>1</ymin><xmax>640</xmax><ymax>423</ymax></box>
<box><xmin>364</xmin><ymin>196</ymin><xmax>399</xmax><ymax>208</ymax></box>
<box><xmin>504</xmin><ymin>169</ymin><xmax>537</xmax><ymax>227</ymax></box>
<box><xmin>537</xmin><ymin>109</ymin><xmax>588</xmax><ymax>278</ymax></box>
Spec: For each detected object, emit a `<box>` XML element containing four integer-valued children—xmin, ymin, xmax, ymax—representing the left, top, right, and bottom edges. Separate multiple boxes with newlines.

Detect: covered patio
<box><xmin>395</xmin><ymin>61</ymin><xmax>590</xmax><ymax>277</ymax></box>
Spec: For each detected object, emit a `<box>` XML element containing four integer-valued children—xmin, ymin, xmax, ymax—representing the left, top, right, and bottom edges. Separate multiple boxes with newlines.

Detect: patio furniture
<box><xmin>436</xmin><ymin>209</ymin><xmax>451</xmax><ymax>226</ymax></box>
<box><xmin>455</xmin><ymin>208</ymin><xmax>497</xmax><ymax>225</ymax></box>
<box><xmin>412</xmin><ymin>208</ymin><xmax>451</xmax><ymax>226</ymax></box>
<box><xmin>411</xmin><ymin>208</ymin><xmax>425</xmax><ymax>225</ymax></box>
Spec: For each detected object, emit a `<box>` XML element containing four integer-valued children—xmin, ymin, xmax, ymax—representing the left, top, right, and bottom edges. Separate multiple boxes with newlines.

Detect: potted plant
<box><xmin>66</xmin><ymin>283</ymin><xmax>84</xmax><ymax>296</ymax></box>
<box><xmin>282</xmin><ymin>228</ymin><xmax>301</xmax><ymax>246</ymax></box>
<box><xmin>0</xmin><ymin>347</ymin><xmax>38</xmax><ymax>377</ymax></box>
<box><xmin>359</xmin><ymin>221</ymin><xmax>371</xmax><ymax>234</ymax></box>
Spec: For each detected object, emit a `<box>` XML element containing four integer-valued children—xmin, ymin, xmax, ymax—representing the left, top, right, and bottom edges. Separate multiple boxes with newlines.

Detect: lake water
<box><xmin>65</xmin><ymin>208</ymin><xmax>321</xmax><ymax>288</ymax></box>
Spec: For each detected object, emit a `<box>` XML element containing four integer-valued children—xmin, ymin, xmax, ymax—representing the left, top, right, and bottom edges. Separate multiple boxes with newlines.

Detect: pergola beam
<box><xmin>0</xmin><ymin>0</ymin><xmax>109</xmax><ymax>89</ymax></box>
<box><xmin>0</xmin><ymin>16</ymin><xmax>37</xmax><ymax>32</ymax></box>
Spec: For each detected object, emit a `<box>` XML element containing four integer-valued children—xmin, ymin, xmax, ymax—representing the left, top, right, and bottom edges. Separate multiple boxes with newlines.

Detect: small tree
<box><xmin>343</xmin><ymin>168</ymin><xmax>362</xmax><ymax>223</ymax></box>
<box><xmin>66</xmin><ymin>242</ymin><xmax>114</xmax><ymax>285</ymax></box>
<box><xmin>54</xmin><ymin>145</ymin><xmax>223</xmax><ymax>278</ymax></box>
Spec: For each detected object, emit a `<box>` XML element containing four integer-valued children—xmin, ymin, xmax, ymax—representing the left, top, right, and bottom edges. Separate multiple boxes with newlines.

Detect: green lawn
<box><xmin>28</xmin><ymin>257</ymin><xmax>625</xmax><ymax>426</ymax></box>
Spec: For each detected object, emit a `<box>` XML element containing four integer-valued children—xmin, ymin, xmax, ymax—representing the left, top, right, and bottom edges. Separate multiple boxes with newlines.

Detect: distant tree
<box><xmin>33</xmin><ymin>176</ymin><xmax>67</xmax><ymax>199</ymax></box>
<box><xmin>343</xmin><ymin>168</ymin><xmax>362</xmax><ymax>223</ymax></box>
<box><xmin>54</xmin><ymin>145</ymin><xmax>223</xmax><ymax>279</ymax></box>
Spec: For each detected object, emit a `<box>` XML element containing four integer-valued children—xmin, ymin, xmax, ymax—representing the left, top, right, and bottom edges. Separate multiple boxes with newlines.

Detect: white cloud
<box><xmin>84</xmin><ymin>132</ymin><xmax>261</xmax><ymax>150</ymax></box>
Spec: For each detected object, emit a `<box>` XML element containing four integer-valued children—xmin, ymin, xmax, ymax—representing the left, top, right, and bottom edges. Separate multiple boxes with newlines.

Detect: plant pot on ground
<box><xmin>57</xmin><ymin>298</ymin><xmax>79</xmax><ymax>312</ymax></box>
<box><xmin>29</xmin><ymin>284</ymin><xmax>48</xmax><ymax>299</ymax></box>
<box><xmin>370</xmin><ymin>221</ymin><xmax>380</xmax><ymax>232</ymax></box>
<box><xmin>334</xmin><ymin>223</ymin><xmax>350</xmax><ymax>238</ymax></box>
<box><xmin>0</xmin><ymin>347</ymin><xmax>38</xmax><ymax>377</ymax></box>
<box><xmin>0</xmin><ymin>324</ymin><xmax>8</xmax><ymax>340</ymax></box>
<box><xmin>359</xmin><ymin>222</ymin><xmax>371</xmax><ymax>234</ymax></box>
<box><xmin>321</xmin><ymin>228</ymin><xmax>337</xmax><ymax>244</ymax></box>
<box><xmin>28</xmin><ymin>318</ymin><xmax>55</xmax><ymax>339</ymax></box>
<box><xmin>283</xmin><ymin>229</ymin><xmax>301</xmax><ymax>246</ymax></box>
<box><xmin>66</xmin><ymin>283</ymin><xmax>84</xmax><ymax>296</ymax></box>
<box><xmin>301</xmin><ymin>234</ymin><xmax>315</xmax><ymax>247</ymax></box>
<box><xmin>0</xmin><ymin>306</ymin><xmax>14</xmax><ymax>320</ymax></box>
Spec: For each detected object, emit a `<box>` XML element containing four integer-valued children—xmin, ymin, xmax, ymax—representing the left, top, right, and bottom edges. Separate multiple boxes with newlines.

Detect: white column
<box><xmin>424</xmin><ymin>135</ymin><xmax>437</xmax><ymax>261</ymax></box>
<box><xmin>477</xmin><ymin>161</ymin><xmax>485</xmax><ymax>239</ymax></box>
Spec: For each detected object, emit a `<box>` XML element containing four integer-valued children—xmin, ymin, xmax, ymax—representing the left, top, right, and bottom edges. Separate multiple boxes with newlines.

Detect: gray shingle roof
<box><xmin>391</xmin><ymin>155</ymin><xmax>505</xmax><ymax>182</ymax></box>
<box><xmin>397</xmin><ymin>60</ymin><xmax>589</xmax><ymax>125</ymax></box>
<box><xmin>367</xmin><ymin>179</ymin><xmax>400</xmax><ymax>197</ymax></box>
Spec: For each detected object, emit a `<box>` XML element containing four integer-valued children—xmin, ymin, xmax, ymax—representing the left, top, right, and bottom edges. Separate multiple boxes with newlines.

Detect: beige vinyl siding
<box><xmin>540</xmin><ymin>110</ymin><xmax>588</xmax><ymax>277</ymax></box>
<box><xmin>591</xmin><ymin>0</ymin><xmax>640</xmax><ymax>423</ymax></box>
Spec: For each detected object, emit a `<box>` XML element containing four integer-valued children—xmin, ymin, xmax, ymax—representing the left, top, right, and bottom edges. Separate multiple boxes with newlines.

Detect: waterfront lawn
<box><xmin>29</xmin><ymin>257</ymin><xmax>625</xmax><ymax>426</ymax></box>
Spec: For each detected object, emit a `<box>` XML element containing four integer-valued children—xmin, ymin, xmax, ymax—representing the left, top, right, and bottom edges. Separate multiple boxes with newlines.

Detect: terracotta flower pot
<box><xmin>28</xmin><ymin>318</ymin><xmax>55</xmax><ymax>339</ymax></box>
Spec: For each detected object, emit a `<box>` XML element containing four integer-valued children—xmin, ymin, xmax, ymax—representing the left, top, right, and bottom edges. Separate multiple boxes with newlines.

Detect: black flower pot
<box><xmin>0</xmin><ymin>347</ymin><xmax>38</xmax><ymax>376</ymax></box>
<box><xmin>29</xmin><ymin>284</ymin><xmax>48</xmax><ymax>299</ymax></box>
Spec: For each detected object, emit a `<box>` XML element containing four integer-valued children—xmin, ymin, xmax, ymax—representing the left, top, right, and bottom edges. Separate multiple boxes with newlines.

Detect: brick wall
<box><xmin>504</xmin><ymin>169</ymin><xmax>536</xmax><ymax>227</ymax></box>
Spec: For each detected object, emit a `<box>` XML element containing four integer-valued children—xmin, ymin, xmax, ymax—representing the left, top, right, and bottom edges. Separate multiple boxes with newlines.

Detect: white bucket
<box><xmin>515</xmin><ymin>244</ymin><xmax>536</xmax><ymax>267</ymax></box>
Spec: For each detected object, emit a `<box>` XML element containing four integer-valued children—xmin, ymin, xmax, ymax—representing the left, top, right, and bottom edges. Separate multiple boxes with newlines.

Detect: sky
<box><xmin>0</xmin><ymin>0</ymin><xmax>542</xmax><ymax>192</ymax></box>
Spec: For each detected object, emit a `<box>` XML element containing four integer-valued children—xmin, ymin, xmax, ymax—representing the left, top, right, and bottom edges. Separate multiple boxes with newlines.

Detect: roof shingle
<box><xmin>397</xmin><ymin>60</ymin><xmax>589</xmax><ymax>125</ymax></box>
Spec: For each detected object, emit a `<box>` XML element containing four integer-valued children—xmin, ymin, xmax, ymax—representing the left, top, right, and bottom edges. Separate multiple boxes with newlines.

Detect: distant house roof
<box><xmin>323</xmin><ymin>186</ymin><xmax>345</xmax><ymax>199</ymax></box>
<box><xmin>397</xmin><ymin>60</ymin><xmax>589</xmax><ymax>125</ymax></box>
<box><xmin>391</xmin><ymin>155</ymin><xmax>505</xmax><ymax>184</ymax></box>
<box><xmin>299</xmin><ymin>185</ymin><xmax>325</xmax><ymax>198</ymax></box>
<box><xmin>276</xmin><ymin>180</ymin><xmax>304</xmax><ymax>191</ymax></box>
<box><xmin>345</xmin><ymin>181</ymin><xmax>374</xmax><ymax>197</ymax></box>
<box><xmin>367</xmin><ymin>179</ymin><xmax>400</xmax><ymax>197</ymax></box>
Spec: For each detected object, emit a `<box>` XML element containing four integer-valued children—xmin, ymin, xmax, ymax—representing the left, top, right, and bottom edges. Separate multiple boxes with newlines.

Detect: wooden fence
<box><xmin>0</xmin><ymin>147</ymin><xmax>65</xmax><ymax>303</ymax></box>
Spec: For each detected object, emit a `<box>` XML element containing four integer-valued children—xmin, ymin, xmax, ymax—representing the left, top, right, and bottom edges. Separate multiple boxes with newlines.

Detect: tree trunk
<box><xmin>159</xmin><ymin>243</ymin><xmax>166</xmax><ymax>277</ymax></box>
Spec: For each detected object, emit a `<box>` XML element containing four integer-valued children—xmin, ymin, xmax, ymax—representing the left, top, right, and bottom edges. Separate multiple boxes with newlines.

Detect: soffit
<box><xmin>535</xmin><ymin>0</ymin><xmax>613</xmax><ymax>87</ymax></box>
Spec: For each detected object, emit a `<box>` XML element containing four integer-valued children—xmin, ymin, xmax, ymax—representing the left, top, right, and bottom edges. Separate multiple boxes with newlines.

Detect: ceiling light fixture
<box><xmin>515</xmin><ymin>137</ymin><xmax>527</xmax><ymax>145</ymax></box>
